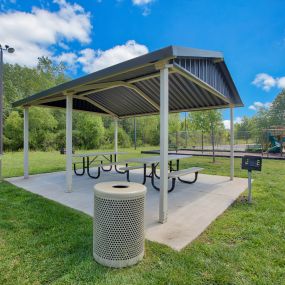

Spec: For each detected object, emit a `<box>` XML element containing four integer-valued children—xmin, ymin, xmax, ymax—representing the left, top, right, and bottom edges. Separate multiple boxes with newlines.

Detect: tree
<box><xmin>73</xmin><ymin>113</ymin><xmax>105</xmax><ymax>150</ymax></box>
<box><xmin>4</xmin><ymin>111</ymin><xmax>23</xmax><ymax>150</ymax></box>
<box><xmin>29</xmin><ymin>108</ymin><xmax>58</xmax><ymax>150</ymax></box>
<box><xmin>188</xmin><ymin>110</ymin><xmax>224</xmax><ymax>161</ymax></box>
<box><xmin>235</xmin><ymin>116</ymin><xmax>255</xmax><ymax>142</ymax></box>
<box><xmin>268</xmin><ymin>89</ymin><xmax>285</xmax><ymax>127</ymax></box>
<box><xmin>188</xmin><ymin>110</ymin><xmax>224</xmax><ymax>133</ymax></box>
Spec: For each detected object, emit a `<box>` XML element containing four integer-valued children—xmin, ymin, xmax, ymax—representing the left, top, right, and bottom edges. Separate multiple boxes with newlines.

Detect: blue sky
<box><xmin>1</xmin><ymin>0</ymin><xmax>285</xmax><ymax>125</ymax></box>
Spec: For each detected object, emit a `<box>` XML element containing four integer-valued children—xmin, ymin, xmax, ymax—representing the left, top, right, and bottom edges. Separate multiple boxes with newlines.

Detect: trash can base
<box><xmin>93</xmin><ymin>251</ymin><xmax>144</xmax><ymax>268</ymax></box>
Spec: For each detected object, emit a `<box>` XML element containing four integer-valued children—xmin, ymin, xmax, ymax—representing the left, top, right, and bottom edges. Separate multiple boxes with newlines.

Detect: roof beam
<box><xmin>119</xmin><ymin>104</ymin><xmax>232</xmax><ymax>118</ymax></box>
<box><xmin>127</xmin><ymin>69</ymin><xmax>176</xmax><ymax>84</ymax></box>
<box><xmin>172</xmin><ymin>63</ymin><xmax>230</xmax><ymax>104</ymax></box>
<box><xmin>80</xmin><ymin>97</ymin><xmax>118</xmax><ymax>118</ymax></box>
<box><xmin>34</xmin><ymin>93</ymin><xmax>118</xmax><ymax>118</ymax></box>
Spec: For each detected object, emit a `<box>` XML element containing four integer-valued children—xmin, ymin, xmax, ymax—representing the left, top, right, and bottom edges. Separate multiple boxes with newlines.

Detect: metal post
<box><xmin>0</xmin><ymin>44</ymin><xmax>15</xmax><ymax>181</ymax></box>
<box><xmin>230</xmin><ymin>106</ymin><xmax>234</xmax><ymax>180</ymax></box>
<box><xmin>211</xmin><ymin>121</ymin><xmax>215</xmax><ymax>163</ymax></box>
<box><xmin>114</xmin><ymin>118</ymin><xmax>118</xmax><ymax>153</ymax></box>
<box><xmin>159</xmin><ymin>65</ymin><xmax>169</xmax><ymax>223</ymax></box>
<box><xmin>24</xmin><ymin>106</ymin><xmax>29</xmax><ymax>179</ymax></box>
<box><xmin>66</xmin><ymin>95</ymin><xmax>73</xmax><ymax>193</ymax></box>
<box><xmin>0</xmin><ymin>49</ymin><xmax>3</xmax><ymax>181</ymax></box>
<box><xmin>134</xmin><ymin>117</ymin><xmax>137</xmax><ymax>150</ymax></box>
<box><xmin>248</xmin><ymin>170</ymin><xmax>252</xmax><ymax>203</ymax></box>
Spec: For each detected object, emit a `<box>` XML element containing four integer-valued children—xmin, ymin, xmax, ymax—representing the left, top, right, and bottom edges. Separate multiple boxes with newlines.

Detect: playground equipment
<box><xmin>268</xmin><ymin>134</ymin><xmax>281</xmax><ymax>153</ymax></box>
<box><xmin>263</xmin><ymin>128</ymin><xmax>285</xmax><ymax>157</ymax></box>
<box><xmin>242</xmin><ymin>156</ymin><xmax>262</xmax><ymax>203</ymax></box>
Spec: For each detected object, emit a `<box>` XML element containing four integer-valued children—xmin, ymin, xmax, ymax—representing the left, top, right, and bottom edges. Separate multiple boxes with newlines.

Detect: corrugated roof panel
<box><xmin>87</xmin><ymin>86</ymin><xmax>157</xmax><ymax>117</ymax></box>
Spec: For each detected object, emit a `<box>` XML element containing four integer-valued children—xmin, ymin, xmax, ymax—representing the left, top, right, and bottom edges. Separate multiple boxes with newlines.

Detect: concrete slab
<box><xmin>7</xmin><ymin>169</ymin><xmax>247</xmax><ymax>251</ymax></box>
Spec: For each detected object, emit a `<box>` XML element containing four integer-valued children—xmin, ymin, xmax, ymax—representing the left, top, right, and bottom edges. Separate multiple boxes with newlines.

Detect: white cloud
<box><xmin>252</xmin><ymin>73</ymin><xmax>285</xmax><ymax>91</ymax></box>
<box><xmin>0</xmin><ymin>0</ymin><xmax>91</xmax><ymax>66</ymax></box>
<box><xmin>223</xmin><ymin>117</ymin><xmax>242</xmax><ymax>129</ymax></box>
<box><xmin>132</xmin><ymin>0</ymin><xmax>154</xmax><ymax>5</ymax></box>
<box><xmin>76</xmin><ymin>40</ymin><xmax>148</xmax><ymax>73</ymax></box>
<box><xmin>249</xmin><ymin>101</ymin><xmax>272</xmax><ymax>111</ymax></box>
<box><xmin>132</xmin><ymin>0</ymin><xmax>154</xmax><ymax>16</ymax></box>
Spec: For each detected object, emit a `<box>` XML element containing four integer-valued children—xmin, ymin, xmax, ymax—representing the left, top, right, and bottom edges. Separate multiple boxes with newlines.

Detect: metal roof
<box><xmin>12</xmin><ymin>45</ymin><xmax>243</xmax><ymax>118</ymax></box>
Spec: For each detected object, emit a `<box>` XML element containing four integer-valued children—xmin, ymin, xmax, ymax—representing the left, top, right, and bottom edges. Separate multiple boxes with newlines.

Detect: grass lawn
<box><xmin>0</xmin><ymin>151</ymin><xmax>284</xmax><ymax>284</ymax></box>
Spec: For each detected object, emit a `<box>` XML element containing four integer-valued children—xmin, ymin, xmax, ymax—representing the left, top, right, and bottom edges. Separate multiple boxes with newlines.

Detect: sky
<box><xmin>1</xmin><ymin>0</ymin><xmax>285</xmax><ymax>127</ymax></box>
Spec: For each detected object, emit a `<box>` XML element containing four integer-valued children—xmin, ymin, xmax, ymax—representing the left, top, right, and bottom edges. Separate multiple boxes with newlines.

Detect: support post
<box><xmin>248</xmin><ymin>170</ymin><xmax>252</xmax><ymax>203</ymax></box>
<box><xmin>66</xmin><ymin>95</ymin><xmax>73</xmax><ymax>193</ymax></box>
<box><xmin>159</xmin><ymin>65</ymin><xmax>169</xmax><ymax>223</ymax></box>
<box><xmin>24</xmin><ymin>106</ymin><xmax>29</xmax><ymax>179</ymax></box>
<box><xmin>114</xmin><ymin>118</ymin><xmax>118</xmax><ymax>153</ymax></box>
<box><xmin>230</xmin><ymin>106</ymin><xmax>234</xmax><ymax>180</ymax></box>
<box><xmin>134</xmin><ymin>117</ymin><xmax>137</xmax><ymax>150</ymax></box>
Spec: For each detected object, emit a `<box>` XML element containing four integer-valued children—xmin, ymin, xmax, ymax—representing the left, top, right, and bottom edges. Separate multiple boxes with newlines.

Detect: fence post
<box><xmin>201</xmin><ymin>131</ymin><xmax>204</xmax><ymax>154</ymax></box>
<box><xmin>211</xmin><ymin>122</ymin><xmax>215</xmax><ymax>163</ymax></box>
<box><xmin>134</xmin><ymin>117</ymin><xmax>137</xmax><ymax>150</ymax></box>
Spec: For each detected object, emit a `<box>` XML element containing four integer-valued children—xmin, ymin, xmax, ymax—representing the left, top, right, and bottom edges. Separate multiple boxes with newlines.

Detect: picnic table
<box><xmin>72</xmin><ymin>151</ymin><xmax>127</xmax><ymax>178</ymax></box>
<box><xmin>122</xmin><ymin>154</ymin><xmax>203</xmax><ymax>192</ymax></box>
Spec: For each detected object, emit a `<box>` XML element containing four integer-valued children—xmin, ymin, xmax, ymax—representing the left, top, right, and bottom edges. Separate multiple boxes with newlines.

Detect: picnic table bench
<box><xmin>121</xmin><ymin>155</ymin><xmax>204</xmax><ymax>192</ymax></box>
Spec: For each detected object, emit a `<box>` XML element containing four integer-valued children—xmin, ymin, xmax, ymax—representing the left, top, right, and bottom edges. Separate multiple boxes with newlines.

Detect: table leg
<box><xmin>151</xmin><ymin>163</ymin><xmax>176</xmax><ymax>192</ymax></box>
<box><xmin>114</xmin><ymin>154</ymin><xmax>125</xmax><ymax>174</ymax></box>
<box><xmin>153</xmin><ymin>162</ymin><xmax>160</xmax><ymax>179</ymax></box>
<box><xmin>73</xmin><ymin>157</ymin><xmax>85</xmax><ymax>176</ymax></box>
<box><xmin>87</xmin><ymin>156</ymin><xmax>101</xmax><ymax>179</ymax></box>
<box><xmin>126</xmin><ymin>164</ymin><xmax>147</xmax><ymax>184</ymax></box>
<box><xmin>101</xmin><ymin>155</ymin><xmax>112</xmax><ymax>172</ymax></box>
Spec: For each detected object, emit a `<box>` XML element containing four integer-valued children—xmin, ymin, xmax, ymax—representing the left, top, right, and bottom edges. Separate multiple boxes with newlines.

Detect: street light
<box><xmin>0</xmin><ymin>44</ymin><xmax>15</xmax><ymax>180</ymax></box>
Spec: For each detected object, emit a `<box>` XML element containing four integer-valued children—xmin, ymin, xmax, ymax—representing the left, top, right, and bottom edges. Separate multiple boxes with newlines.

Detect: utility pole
<box><xmin>0</xmin><ymin>44</ymin><xmax>15</xmax><ymax>181</ymax></box>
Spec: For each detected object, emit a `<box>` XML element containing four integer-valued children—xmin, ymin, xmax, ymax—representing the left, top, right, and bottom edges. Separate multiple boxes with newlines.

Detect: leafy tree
<box><xmin>268</xmin><ymin>89</ymin><xmax>285</xmax><ymax>126</ymax></box>
<box><xmin>188</xmin><ymin>110</ymin><xmax>224</xmax><ymax>133</ymax></box>
<box><xmin>104</xmin><ymin>124</ymin><xmax>131</xmax><ymax>148</ymax></box>
<box><xmin>4</xmin><ymin>111</ymin><xmax>23</xmax><ymax>150</ymax></box>
<box><xmin>29</xmin><ymin>108</ymin><xmax>58</xmax><ymax>150</ymax></box>
<box><xmin>73</xmin><ymin>113</ymin><xmax>105</xmax><ymax>150</ymax></box>
<box><xmin>235</xmin><ymin>116</ymin><xmax>255</xmax><ymax>141</ymax></box>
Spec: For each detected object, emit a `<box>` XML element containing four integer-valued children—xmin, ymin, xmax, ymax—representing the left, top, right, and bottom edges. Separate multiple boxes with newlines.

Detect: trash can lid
<box><xmin>94</xmin><ymin>181</ymin><xmax>146</xmax><ymax>199</ymax></box>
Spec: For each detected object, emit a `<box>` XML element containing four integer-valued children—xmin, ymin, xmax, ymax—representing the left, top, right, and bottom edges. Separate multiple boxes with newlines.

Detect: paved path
<box><xmin>7</xmin><ymin>170</ymin><xmax>247</xmax><ymax>251</ymax></box>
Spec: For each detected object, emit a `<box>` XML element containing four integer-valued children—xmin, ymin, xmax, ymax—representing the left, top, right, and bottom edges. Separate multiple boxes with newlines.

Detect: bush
<box><xmin>4</xmin><ymin>111</ymin><xmax>23</xmax><ymax>151</ymax></box>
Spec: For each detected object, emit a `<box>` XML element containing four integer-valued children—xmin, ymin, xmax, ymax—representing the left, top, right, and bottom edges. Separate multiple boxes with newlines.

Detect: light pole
<box><xmin>0</xmin><ymin>44</ymin><xmax>15</xmax><ymax>180</ymax></box>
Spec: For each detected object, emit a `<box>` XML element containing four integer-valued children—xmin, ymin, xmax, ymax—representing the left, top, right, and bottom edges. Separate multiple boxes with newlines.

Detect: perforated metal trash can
<box><xmin>93</xmin><ymin>181</ymin><xmax>147</xmax><ymax>268</ymax></box>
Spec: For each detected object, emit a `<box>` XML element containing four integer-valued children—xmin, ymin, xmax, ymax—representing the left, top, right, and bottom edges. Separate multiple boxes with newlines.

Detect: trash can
<box><xmin>93</xmin><ymin>181</ymin><xmax>147</xmax><ymax>268</ymax></box>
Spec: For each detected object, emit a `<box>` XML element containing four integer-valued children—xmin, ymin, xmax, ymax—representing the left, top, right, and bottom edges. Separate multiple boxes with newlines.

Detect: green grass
<box><xmin>0</xmin><ymin>151</ymin><xmax>284</xmax><ymax>284</ymax></box>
